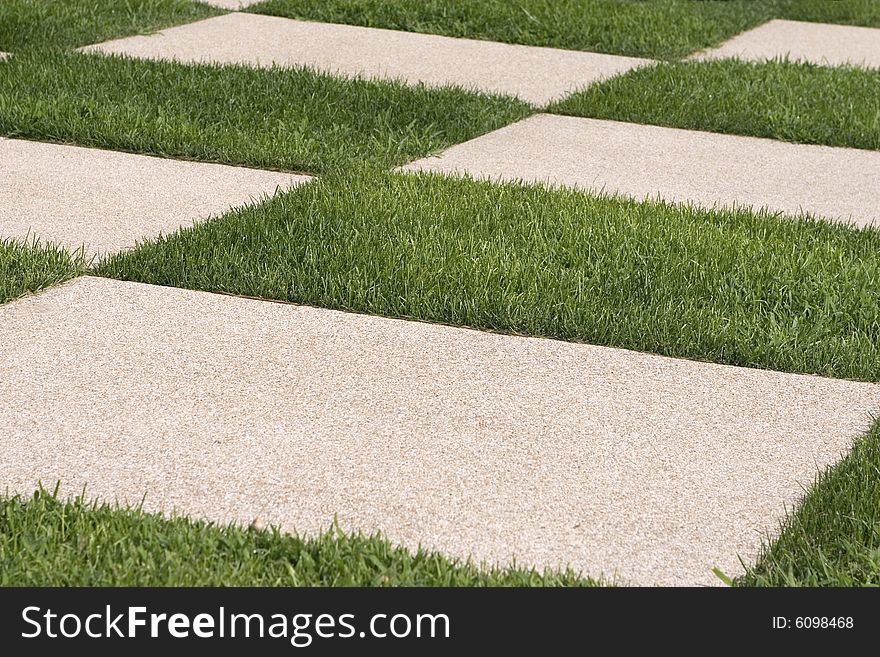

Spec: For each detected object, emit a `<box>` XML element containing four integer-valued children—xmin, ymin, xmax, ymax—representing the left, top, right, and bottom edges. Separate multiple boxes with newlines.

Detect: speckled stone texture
<box><xmin>199</xmin><ymin>0</ymin><xmax>264</xmax><ymax>9</ymax></box>
<box><xmin>2</xmin><ymin>277</ymin><xmax>878</xmax><ymax>586</ymax></box>
<box><xmin>401</xmin><ymin>114</ymin><xmax>880</xmax><ymax>227</ymax></box>
<box><xmin>81</xmin><ymin>12</ymin><xmax>653</xmax><ymax>105</ymax></box>
<box><xmin>0</xmin><ymin>138</ymin><xmax>310</xmax><ymax>259</ymax></box>
<box><xmin>695</xmin><ymin>19</ymin><xmax>880</xmax><ymax>68</ymax></box>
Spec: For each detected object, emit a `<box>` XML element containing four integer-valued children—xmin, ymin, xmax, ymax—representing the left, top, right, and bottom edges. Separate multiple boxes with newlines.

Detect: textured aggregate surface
<box><xmin>81</xmin><ymin>12</ymin><xmax>654</xmax><ymax>105</ymax></box>
<box><xmin>0</xmin><ymin>138</ymin><xmax>310</xmax><ymax>258</ymax></box>
<box><xmin>696</xmin><ymin>19</ymin><xmax>880</xmax><ymax>68</ymax></box>
<box><xmin>402</xmin><ymin>114</ymin><xmax>880</xmax><ymax>226</ymax></box>
<box><xmin>2</xmin><ymin>277</ymin><xmax>879</xmax><ymax>586</ymax></box>
<box><xmin>200</xmin><ymin>0</ymin><xmax>263</xmax><ymax>9</ymax></box>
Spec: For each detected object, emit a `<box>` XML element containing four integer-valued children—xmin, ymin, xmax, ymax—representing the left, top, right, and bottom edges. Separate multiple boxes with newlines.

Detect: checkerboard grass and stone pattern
<box><xmin>3</xmin><ymin>0</ymin><xmax>880</xmax><ymax>587</ymax></box>
<box><xmin>80</xmin><ymin>12</ymin><xmax>655</xmax><ymax>105</ymax></box>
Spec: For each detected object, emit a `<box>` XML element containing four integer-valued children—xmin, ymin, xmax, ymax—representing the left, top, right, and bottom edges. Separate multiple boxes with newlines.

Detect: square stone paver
<box><xmin>81</xmin><ymin>12</ymin><xmax>653</xmax><ymax>105</ymax></box>
<box><xmin>401</xmin><ymin>114</ymin><xmax>880</xmax><ymax>227</ymax></box>
<box><xmin>199</xmin><ymin>0</ymin><xmax>264</xmax><ymax>8</ymax></box>
<box><xmin>695</xmin><ymin>19</ymin><xmax>880</xmax><ymax>68</ymax></box>
<box><xmin>0</xmin><ymin>138</ymin><xmax>310</xmax><ymax>259</ymax></box>
<box><xmin>2</xmin><ymin>277</ymin><xmax>878</xmax><ymax>586</ymax></box>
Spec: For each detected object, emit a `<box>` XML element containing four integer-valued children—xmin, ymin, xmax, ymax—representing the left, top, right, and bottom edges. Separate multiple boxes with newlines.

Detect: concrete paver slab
<box><xmin>2</xmin><ymin>277</ymin><xmax>878</xmax><ymax>586</ymax></box>
<box><xmin>695</xmin><ymin>19</ymin><xmax>880</xmax><ymax>69</ymax></box>
<box><xmin>81</xmin><ymin>13</ymin><xmax>653</xmax><ymax>105</ymax></box>
<box><xmin>0</xmin><ymin>138</ymin><xmax>310</xmax><ymax>259</ymax></box>
<box><xmin>401</xmin><ymin>114</ymin><xmax>880</xmax><ymax>227</ymax></box>
<box><xmin>199</xmin><ymin>0</ymin><xmax>264</xmax><ymax>9</ymax></box>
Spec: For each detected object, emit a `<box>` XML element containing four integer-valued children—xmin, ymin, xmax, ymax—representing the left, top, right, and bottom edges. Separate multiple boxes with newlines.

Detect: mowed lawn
<box><xmin>0</xmin><ymin>52</ymin><xmax>530</xmax><ymax>174</ymax></box>
<box><xmin>0</xmin><ymin>489</ymin><xmax>598</xmax><ymax>586</ymax></box>
<box><xmin>5</xmin><ymin>0</ymin><xmax>879</xmax><ymax>58</ymax></box>
<box><xmin>0</xmin><ymin>0</ymin><xmax>220</xmax><ymax>51</ymax></box>
<box><xmin>551</xmin><ymin>59</ymin><xmax>880</xmax><ymax>151</ymax></box>
<box><xmin>250</xmin><ymin>0</ymin><xmax>880</xmax><ymax>59</ymax></box>
<box><xmin>0</xmin><ymin>239</ymin><xmax>84</xmax><ymax>305</ymax></box>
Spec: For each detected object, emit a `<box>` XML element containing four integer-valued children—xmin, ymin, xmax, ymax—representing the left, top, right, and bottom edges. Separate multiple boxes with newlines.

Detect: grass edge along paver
<box><xmin>739</xmin><ymin>418</ymin><xmax>880</xmax><ymax>586</ymax></box>
<box><xmin>80</xmin><ymin>12</ymin><xmax>655</xmax><ymax>105</ymax></box>
<box><xmin>97</xmin><ymin>171</ymin><xmax>880</xmax><ymax>383</ymax></box>
<box><xmin>6</xmin><ymin>422</ymin><xmax>880</xmax><ymax>587</ymax></box>
<box><xmin>7</xmin><ymin>414</ymin><xmax>880</xmax><ymax>588</ymax></box>
<box><xmin>0</xmin><ymin>238</ymin><xmax>85</xmax><ymax>305</ymax></box>
<box><xmin>0</xmin><ymin>486</ymin><xmax>599</xmax><ymax>586</ymax></box>
<box><xmin>550</xmin><ymin>58</ymin><xmax>880</xmax><ymax>152</ymax></box>
<box><xmin>695</xmin><ymin>19</ymin><xmax>880</xmax><ymax>69</ymax></box>
<box><xmin>0</xmin><ymin>0</ymin><xmax>221</xmax><ymax>52</ymax></box>
<box><xmin>0</xmin><ymin>137</ymin><xmax>311</xmax><ymax>260</ymax></box>
<box><xmin>3</xmin><ymin>276</ymin><xmax>879</xmax><ymax>586</ymax></box>
<box><xmin>401</xmin><ymin>114</ymin><xmax>880</xmax><ymax>228</ymax></box>
<box><xmin>0</xmin><ymin>50</ymin><xmax>532</xmax><ymax>174</ymax></box>
<box><xmin>248</xmin><ymin>0</ymin><xmax>880</xmax><ymax>60</ymax></box>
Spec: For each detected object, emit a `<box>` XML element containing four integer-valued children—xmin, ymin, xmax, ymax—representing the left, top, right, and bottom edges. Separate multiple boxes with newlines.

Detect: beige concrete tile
<box><xmin>0</xmin><ymin>138</ymin><xmax>310</xmax><ymax>259</ymax></box>
<box><xmin>81</xmin><ymin>12</ymin><xmax>653</xmax><ymax>105</ymax></box>
<box><xmin>401</xmin><ymin>114</ymin><xmax>880</xmax><ymax>227</ymax></box>
<box><xmin>199</xmin><ymin>0</ymin><xmax>264</xmax><ymax>9</ymax></box>
<box><xmin>2</xmin><ymin>276</ymin><xmax>878</xmax><ymax>586</ymax></box>
<box><xmin>695</xmin><ymin>19</ymin><xmax>880</xmax><ymax>68</ymax></box>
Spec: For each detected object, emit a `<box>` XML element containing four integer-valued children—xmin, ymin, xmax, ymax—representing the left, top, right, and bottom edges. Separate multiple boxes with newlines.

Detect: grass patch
<box><xmin>249</xmin><ymin>0</ymin><xmax>880</xmax><ymax>60</ymax></box>
<box><xmin>778</xmin><ymin>0</ymin><xmax>880</xmax><ymax>27</ymax></box>
<box><xmin>0</xmin><ymin>238</ymin><xmax>84</xmax><ymax>305</ymax></box>
<box><xmin>739</xmin><ymin>419</ymin><xmax>880</xmax><ymax>586</ymax></box>
<box><xmin>96</xmin><ymin>172</ymin><xmax>880</xmax><ymax>382</ymax></box>
<box><xmin>550</xmin><ymin>59</ymin><xmax>880</xmax><ymax>150</ymax></box>
<box><xmin>0</xmin><ymin>51</ymin><xmax>530</xmax><ymax>174</ymax></box>
<box><xmin>4</xmin><ymin>0</ymin><xmax>876</xmax><ymax>58</ymax></box>
<box><xmin>0</xmin><ymin>0</ymin><xmax>220</xmax><ymax>51</ymax></box>
<box><xmin>0</xmin><ymin>487</ymin><xmax>596</xmax><ymax>586</ymax></box>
